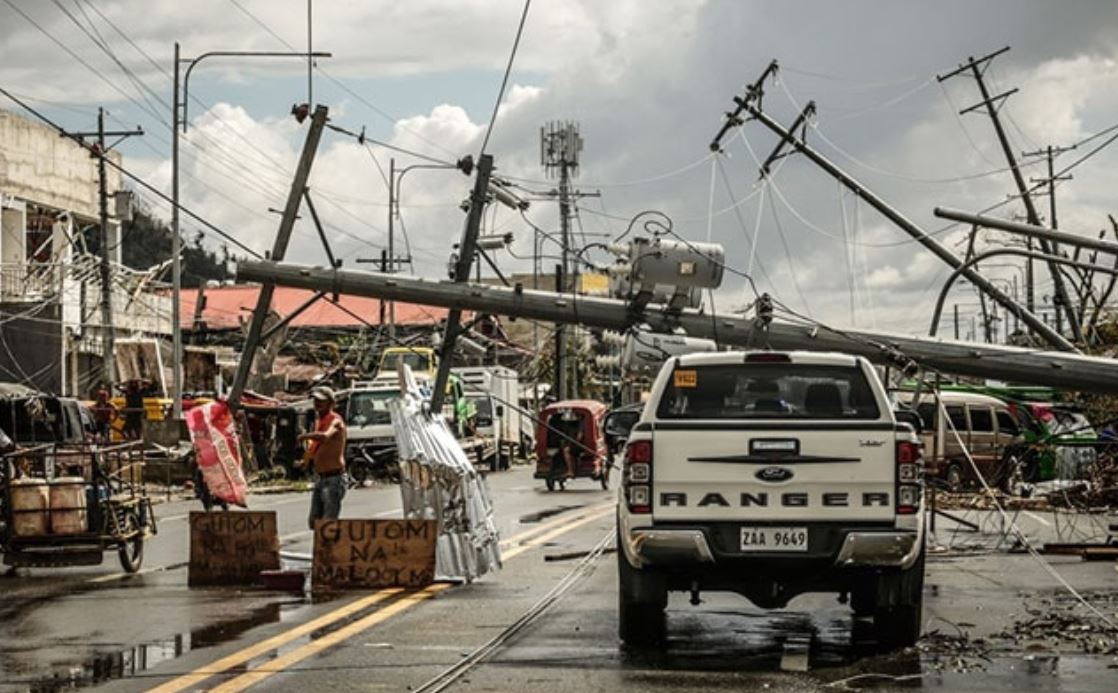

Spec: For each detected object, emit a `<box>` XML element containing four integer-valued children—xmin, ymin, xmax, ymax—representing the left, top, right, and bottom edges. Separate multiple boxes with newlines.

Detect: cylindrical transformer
<box><xmin>621</xmin><ymin>330</ymin><xmax>717</xmax><ymax>371</ymax></box>
<box><xmin>629</xmin><ymin>237</ymin><xmax>724</xmax><ymax>290</ymax></box>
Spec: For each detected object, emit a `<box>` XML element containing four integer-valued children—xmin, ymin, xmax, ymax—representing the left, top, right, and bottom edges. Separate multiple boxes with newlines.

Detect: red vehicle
<box><xmin>534</xmin><ymin>400</ymin><xmax>610</xmax><ymax>491</ymax></box>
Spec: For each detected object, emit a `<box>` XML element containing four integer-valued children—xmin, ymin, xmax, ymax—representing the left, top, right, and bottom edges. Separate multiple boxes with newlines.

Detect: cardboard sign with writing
<box><xmin>188</xmin><ymin>511</ymin><xmax>280</xmax><ymax>586</ymax></box>
<box><xmin>312</xmin><ymin>519</ymin><xmax>437</xmax><ymax>591</ymax></box>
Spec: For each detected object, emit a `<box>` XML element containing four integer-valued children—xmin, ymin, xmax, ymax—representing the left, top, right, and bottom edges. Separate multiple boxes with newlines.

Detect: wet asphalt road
<box><xmin>3</xmin><ymin>467</ymin><xmax>1118</xmax><ymax>692</ymax></box>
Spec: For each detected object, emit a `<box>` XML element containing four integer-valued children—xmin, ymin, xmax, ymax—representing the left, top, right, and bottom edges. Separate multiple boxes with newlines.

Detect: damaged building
<box><xmin>0</xmin><ymin>108</ymin><xmax>170</xmax><ymax>396</ymax></box>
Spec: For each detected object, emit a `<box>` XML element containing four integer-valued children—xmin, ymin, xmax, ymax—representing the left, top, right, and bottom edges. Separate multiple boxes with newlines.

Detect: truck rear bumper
<box><xmin>833</xmin><ymin>531</ymin><xmax>920</xmax><ymax>568</ymax></box>
<box><xmin>627</xmin><ymin>529</ymin><xmax>716</xmax><ymax>566</ymax></box>
<box><xmin>621</xmin><ymin>523</ymin><xmax>921</xmax><ymax>571</ymax></box>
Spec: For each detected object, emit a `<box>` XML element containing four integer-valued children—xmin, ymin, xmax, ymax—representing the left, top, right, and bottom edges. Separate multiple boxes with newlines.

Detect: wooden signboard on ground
<box><xmin>188</xmin><ymin>511</ymin><xmax>280</xmax><ymax>586</ymax></box>
<box><xmin>312</xmin><ymin>519</ymin><xmax>437</xmax><ymax>591</ymax></box>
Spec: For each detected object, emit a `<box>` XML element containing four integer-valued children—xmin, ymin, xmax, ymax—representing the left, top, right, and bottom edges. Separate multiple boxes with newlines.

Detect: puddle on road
<box><xmin>617</xmin><ymin>608</ymin><xmax>1118</xmax><ymax>691</ymax></box>
<box><xmin>12</xmin><ymin>596</ymin><xmax>306</xmax><ymax>692</ymax></box>
<box><xmin>519</xmin><ymin>505</ymin><xmax>583</xmax><ymax>524</ymax></box>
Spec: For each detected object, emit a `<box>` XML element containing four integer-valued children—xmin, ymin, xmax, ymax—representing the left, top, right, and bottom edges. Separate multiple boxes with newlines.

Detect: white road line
<box><xmin>160</xmin><ymin>495</ymin><xmax>322</xmax><ymax>523</ymax></box>
<box><xmin>1022</xmin><ymin>510</ymin><xmax>1052</xmax><ymax>527</ymax></box>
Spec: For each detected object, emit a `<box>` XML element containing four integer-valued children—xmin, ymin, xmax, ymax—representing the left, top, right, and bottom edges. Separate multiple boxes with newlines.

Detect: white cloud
<box><xmin>5</xmin><ymin>1</ymin><xmax>1118</xmax><ymax>339</ymax></box>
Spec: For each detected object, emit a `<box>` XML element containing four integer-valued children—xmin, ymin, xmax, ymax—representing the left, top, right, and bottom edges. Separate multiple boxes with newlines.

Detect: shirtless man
<box><xmin>297</xmin><ymin>387</ymin><xmax>347</xmax><ymax>529</ymax></box>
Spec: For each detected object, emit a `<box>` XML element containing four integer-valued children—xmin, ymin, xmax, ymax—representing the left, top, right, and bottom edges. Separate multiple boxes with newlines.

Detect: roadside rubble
<box><xmin>991</xmin><ymin>593</ymin><xmax>1118</xmax><ymax>656</ymax></box>
<box><xmin>917</xmin><ymin>625</ymin><xmax>992</xmax><ymax>673</ymax></box>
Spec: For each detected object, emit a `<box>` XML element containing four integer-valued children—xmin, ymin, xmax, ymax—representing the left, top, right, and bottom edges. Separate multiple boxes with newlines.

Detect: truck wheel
<box><xmin>617</xmin><ymin>528</ymin><xmax>667</xmax><ymax>647</ymax></box>
<box><xmin>872</xmin><ymin>548</ymin><xmax>925</xmax><ymax>649</ymax></box>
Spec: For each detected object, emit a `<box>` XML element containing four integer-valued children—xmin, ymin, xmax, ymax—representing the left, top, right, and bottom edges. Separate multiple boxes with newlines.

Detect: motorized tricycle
<box><xmin>533</xmin><ymin>400</ymin><xmax>610</xmax><ymax>491</ymax></box>
<box><xmin>1</xmin><ymin>442</ymin><xmax>156</xmax><ymax>572</ymax></box>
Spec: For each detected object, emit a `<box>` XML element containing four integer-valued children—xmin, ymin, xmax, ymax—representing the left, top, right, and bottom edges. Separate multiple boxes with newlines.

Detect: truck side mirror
<box><xmin>495</xmin><ymin>405</ymin><xmax>505</xmax><ymax>417</ymax></box>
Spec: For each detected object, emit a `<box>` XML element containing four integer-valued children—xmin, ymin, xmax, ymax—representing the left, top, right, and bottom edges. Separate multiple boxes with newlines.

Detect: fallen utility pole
<box><xmin>935</xmin><ymin>207</ymin><xmax>1118</xmax><ymax>257</ymax></box>
<box><xmin>430</xmin><ymin>154</ymin><xmax>494</xmax><ymax>413</ymax></box>
<box><xmin>938</xmin><ymin>48</ymin><xmax>1082</xmax><ymax>342</ymax></box>
<box><xmin>738</xmin><ymin>101</ymin><xmax>1075</xmax><ymax>352</ymax></box>
<box><xmin>235</xmin><ymin>261</ymin><xmax>1118</xmax><ymax>395</ymax></box>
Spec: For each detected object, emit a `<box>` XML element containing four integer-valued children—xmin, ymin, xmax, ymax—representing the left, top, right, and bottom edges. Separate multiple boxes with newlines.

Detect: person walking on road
<box><xmin>297</xmin><ymin>386</ymin><xmax>347</xmax><ymax>530</ymax></box>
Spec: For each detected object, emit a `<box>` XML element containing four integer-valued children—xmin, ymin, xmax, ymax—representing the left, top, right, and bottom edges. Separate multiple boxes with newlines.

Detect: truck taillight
<box><xmin>895</xmin><ymin>440</ymin><xmax>922</xmax><ymax>515</ymax></box>
<box><xmin>624</xmin><ymin>440</ymin><xmax>653</xmax><ymax>514</ymax></box>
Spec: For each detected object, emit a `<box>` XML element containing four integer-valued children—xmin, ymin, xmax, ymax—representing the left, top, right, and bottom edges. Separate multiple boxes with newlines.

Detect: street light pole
<box><xmin>170</xmin><ymin>46</ymin><xmax>330</xmax><ymax>418</ymax></box>
<box><xmin>388</xmin><ymin>158</ymin><xmax>474</xmax><ymax>340</ymax></box>
<box><xmin>388</xmin><ymin>157</ymin><xmax>395</xmax><ymax>341</ymax></box>
<box><xmin>171</xmin><ymin>42</ymin><xmax>182</xmax><ymax>415</ymax></box>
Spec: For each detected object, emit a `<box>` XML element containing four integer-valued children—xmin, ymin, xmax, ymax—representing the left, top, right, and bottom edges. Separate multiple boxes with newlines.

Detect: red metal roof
<box><xmin>180</xmin><ymin>284</ymin><xmax>453</xmax><ymax>330</ymax></box>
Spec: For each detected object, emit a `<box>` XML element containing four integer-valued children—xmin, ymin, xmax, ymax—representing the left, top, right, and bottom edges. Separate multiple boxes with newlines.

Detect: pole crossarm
<box><xmin>709</xmin><ymin>60</ymin><xmax>779</xmax><ymax>153</ymax></box>
<box><xmin>929</xmin><ymin>248</ymin><xmax>1118</xmax><ymax>337</ymax></box>
<box><xmin>236</xmin><ymin>260</ymin><xmax>1118</xmax><ymax>395</ymax></box>
<box><xmin>758</xmin><ymin>102</ymin><xmax>815</xmax><ymax>179</ymax></box>
<box><xmin>934</xmin><ymin>207</ymin><xmax>1118</xmax><ymax>256</ymax></box>
<box><xmin>739</xmin><ymin>101</ymin><xmax>1075</xmax><ymax>352</ymax></box>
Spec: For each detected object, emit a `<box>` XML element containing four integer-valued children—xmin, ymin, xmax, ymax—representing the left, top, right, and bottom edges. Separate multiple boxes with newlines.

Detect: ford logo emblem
<box><xmin>756</xmin><ymin>466</ymin><xmax>793</xmax><ymax>482</ymax></box>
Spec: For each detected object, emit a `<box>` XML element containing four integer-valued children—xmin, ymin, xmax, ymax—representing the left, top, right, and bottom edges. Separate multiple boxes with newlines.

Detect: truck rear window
<box><xmin>656</xmin><ymin>364</ymin><xmax>880</xmax><ymax>419</ymax></box>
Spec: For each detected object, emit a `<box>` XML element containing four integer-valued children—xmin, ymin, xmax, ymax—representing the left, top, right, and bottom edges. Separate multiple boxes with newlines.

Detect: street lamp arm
<box><xmin>929</xmin><ymin>248</ymin><xmax>1117</xmax><ymax>338</ymax></box>
<box><xmin>180</xmin><ymin>50</ymin><xmax>332</xmax><ymax>132</ymax></box>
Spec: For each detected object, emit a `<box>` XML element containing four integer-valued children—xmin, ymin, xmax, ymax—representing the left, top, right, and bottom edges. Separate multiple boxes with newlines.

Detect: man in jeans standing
<box><xmin>297</xmin><ymin>386</ymin><xmax>347</xmax><ymax>529</ymax></box>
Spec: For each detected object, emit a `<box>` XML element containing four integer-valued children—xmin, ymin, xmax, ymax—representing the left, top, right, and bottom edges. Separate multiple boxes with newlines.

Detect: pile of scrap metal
<box><xmin>390</xmin><ymin>365</ymin><xmax>501</xmax><ymax>582</ymax></box>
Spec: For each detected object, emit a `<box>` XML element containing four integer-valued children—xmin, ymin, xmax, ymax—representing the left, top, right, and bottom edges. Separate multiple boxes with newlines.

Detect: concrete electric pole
<box><xmin>70</xmin><ymin>109</ymin><xmax>143</xmax><ymax>387</ymax></box>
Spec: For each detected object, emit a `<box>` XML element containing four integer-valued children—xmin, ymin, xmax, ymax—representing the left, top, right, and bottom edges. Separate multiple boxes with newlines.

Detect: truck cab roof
<box><xmin>673</xmin><ymin>350</ymin><xmax>863</xmax><ymax>368</ymax></box>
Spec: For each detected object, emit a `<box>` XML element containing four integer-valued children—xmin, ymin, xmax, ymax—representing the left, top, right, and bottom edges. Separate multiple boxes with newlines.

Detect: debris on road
<box><xmin>992</xmin><ymin>593</ymin><xmax>1118</xmax><ymax>655</ymax></box>
<box><xmin>392</xmin><ymin>366</ymin><xmax>501</xmax><ymax>582</ymax></box>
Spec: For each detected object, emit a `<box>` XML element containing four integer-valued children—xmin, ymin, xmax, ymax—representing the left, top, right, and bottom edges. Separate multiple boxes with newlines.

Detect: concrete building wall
<box><xmin>0</xmin><ymin>109</ymin><xmax>120</xmax><ymax>219</ymax></box>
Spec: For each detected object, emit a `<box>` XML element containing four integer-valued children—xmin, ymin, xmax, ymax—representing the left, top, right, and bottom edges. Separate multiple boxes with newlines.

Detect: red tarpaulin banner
<box><xmin>185</xmin><ymin>401</ymin><xmax>248</xmax><ymax>507</ymax></box>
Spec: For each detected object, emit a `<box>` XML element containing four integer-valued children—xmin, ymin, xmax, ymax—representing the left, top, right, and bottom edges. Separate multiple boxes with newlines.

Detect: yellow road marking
<box><xmin>148</xmin><ymin>589</ymin><xmax>402</xmax><ymax>693</ymax></box>
<box><xmin>153</xmin><ymin>501</ymin><xmax>615</xmax><ymax>692</ymax></box>
<box><xmin>498</xmin><ymin>501</ymin><xmax>614</xmax><ymax>551</ymax></box>
<box><xmin>502</xmin><ymin>504</ymin><xmax>615</xmax><ymax>560</ymax></box>
<box><xmin>209</xmin><ymin>586</ymin><xmax>449</xmax><ymax>693</ymax></box>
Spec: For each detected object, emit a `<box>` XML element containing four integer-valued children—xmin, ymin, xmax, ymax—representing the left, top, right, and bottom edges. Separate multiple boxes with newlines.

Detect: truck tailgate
<box><xmin>652</xmin><ymin>424</ymin><xmax>896</xmax><ymax>522</ymax></box>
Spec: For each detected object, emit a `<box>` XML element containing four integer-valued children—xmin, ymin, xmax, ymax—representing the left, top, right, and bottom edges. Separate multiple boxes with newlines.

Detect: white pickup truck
<box><xmin>617</xmin><ymin>350</ymin><xmax>925</xmax><ymax>648</ymax></box>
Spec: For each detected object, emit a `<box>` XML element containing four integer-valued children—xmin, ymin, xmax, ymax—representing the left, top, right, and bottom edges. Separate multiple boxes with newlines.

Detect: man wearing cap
<box><xmin>297</xmin><ymin>386</ymin><xmax>347</xmax><ymax>529</ymax></box>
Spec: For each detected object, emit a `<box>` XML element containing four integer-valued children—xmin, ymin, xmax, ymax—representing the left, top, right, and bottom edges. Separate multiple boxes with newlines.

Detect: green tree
<box><xmin>120</xmin><ymin>204</ymin><xmax>232</xmax><ymax>287</ymax></box>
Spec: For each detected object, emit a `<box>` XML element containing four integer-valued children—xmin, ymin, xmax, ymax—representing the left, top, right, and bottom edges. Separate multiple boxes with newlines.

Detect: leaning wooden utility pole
<box><xmin>70</xmin><ymin>109</ymin><xmax>143</xmax><ymax>387</ymax></box>
<box><xmin>429</xmin><ymin>154</ymin><xmax>494</xmax><ymax>413</ymax></box>
<box><xmin>227</xmin><ymin>105</ymin><xmax>329</xmax><ymax>408</ymax></box>
<box><xmin>727</xmin><ymin>97</ymin><xmax>1075</xmax><ymax>352</ymax></box>
<box><xmin>937</xmin><ymin>47</ymin><xmax>1083</xmax><ymax>343</ymax></box>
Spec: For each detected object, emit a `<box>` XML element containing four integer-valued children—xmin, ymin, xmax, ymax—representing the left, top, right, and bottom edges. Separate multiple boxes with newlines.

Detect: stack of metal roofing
<box><xmin>389</xmin><ymin>366</ymin><xmax>501</xmax><ymax>582</ymax></box>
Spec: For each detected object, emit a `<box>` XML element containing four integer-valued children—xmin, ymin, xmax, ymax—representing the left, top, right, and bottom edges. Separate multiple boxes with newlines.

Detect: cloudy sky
<box><xmin>3</xmin><ymin>0</ymin><xmax>1118</xmax><ymax>339</ymax></box>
